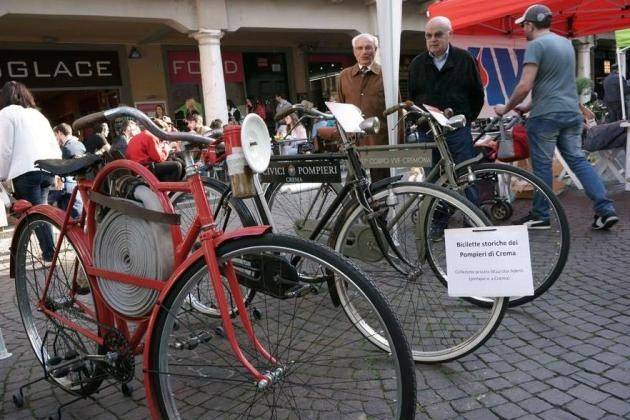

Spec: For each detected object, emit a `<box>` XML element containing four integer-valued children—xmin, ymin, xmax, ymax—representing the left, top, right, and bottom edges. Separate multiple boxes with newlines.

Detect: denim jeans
<box><xmin>416</xmin><ymin>125</ymin><xmax>479</xmax><ymax>204</ymax></box>
<box><xmin>526</xmin><ymin>112</ymin><xmax>616</xmax><ymax>219</ymax></box>
<box><xmin>416</xmin><ymin>126</ymin><xmax>479</xmax><ymax>229</ymax></box>
<box><xmin>48</xmin><ymin>179</ymin><xmax>83</xmax><ymax>219</ymax></box>
<box><xmin>12</xmin><ymin>170</ymin><xmax>56</xmax><ymax>261</ymax></box>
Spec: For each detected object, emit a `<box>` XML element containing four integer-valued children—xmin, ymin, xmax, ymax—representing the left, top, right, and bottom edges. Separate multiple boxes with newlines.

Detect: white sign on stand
<box><xmin>444</xmin><ymin>225</ymin><xmax>534</xmax><ymax>297</ymax></box>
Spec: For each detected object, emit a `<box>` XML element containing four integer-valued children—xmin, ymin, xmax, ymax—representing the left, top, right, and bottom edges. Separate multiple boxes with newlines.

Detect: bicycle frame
<box><xmin>11</xmin><ymin>153</ymin><xmax>275</xmax><ymax>419</ymax></box>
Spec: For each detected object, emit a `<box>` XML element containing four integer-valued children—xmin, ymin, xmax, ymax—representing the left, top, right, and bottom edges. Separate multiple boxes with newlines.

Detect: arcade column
<box><xmin>576</xmin><ymin>40</ymin><xmax>594</xmax><ymax>79</ymax></box>
<box><xmin>191</xmin><ymin>29</ymin><xmax>229</xmax><ymax>125</ymax></box>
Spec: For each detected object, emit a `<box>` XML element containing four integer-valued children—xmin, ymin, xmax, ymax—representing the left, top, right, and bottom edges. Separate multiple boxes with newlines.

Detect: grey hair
<box><xmin>427</xmin><ymin>16</ymin><xmax>453</xmax><ymax>32</ymax></box>
<box><xmin>352</xmin><ymin>33</ymin><xmax>379</xmax><ymax>49</ymax></box>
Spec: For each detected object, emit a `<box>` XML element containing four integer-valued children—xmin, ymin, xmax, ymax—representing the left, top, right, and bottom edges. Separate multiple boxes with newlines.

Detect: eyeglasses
<box><xmin>425</xmin><ymin>31</ymin><xmax>446</xmax><ymax>40</ymax></box>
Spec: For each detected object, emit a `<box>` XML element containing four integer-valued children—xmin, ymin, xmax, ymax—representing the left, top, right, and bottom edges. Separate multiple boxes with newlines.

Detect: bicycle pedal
<box><xmin>63</xmin><ymin>350</ymin><xmax>79</xmax><ymax>360</ymax></box>
<box><xmin>70</xmin><ymin>361</ymin><xmax>88</xmax><ymax>373</ymax></box>
<box><xmin>46</xmin><ymin>356</ymin><xmax>63</xmax><ymax>367</ymax></box>
<box><xmin>172</xmin><ymin>331</ymin><xmax>212</xmax><ymax>351</ymax></box>
<box><xmin>285</xmin><ymin>284</ymin><xmax>317</xmax><ymax>298</ymax></box>
<box><xmin>251</xmin><ymin>307</ymin><xmax>262</xmax><ymax>320</ymax></box>
<box><xmin>52</xmin><ymin>367</ymin><xmax>70</xmax><ymax>378</ymax></box>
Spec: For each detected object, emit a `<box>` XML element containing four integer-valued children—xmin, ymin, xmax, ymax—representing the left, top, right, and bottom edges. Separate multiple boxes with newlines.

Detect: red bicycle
<box><xmin>9</xmin><ymin>107</ymin><xmax>416</xmax><ymax>419</ymax></box>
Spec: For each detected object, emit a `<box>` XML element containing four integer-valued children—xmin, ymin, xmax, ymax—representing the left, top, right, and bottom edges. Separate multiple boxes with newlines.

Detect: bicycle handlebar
<box><xmin>382</xmin><ymin>100</ymin><xmax>416</xmax><ymax>117</ymax></box>
<box><xmin>274</xmin><ymin>102</ymin><xmax>334</xmax><ymax>122</ymax></box>
<box><xmin>72</xmin><ymin>106</ymin><xmax>219</xmax><ymax>146</ymax></box>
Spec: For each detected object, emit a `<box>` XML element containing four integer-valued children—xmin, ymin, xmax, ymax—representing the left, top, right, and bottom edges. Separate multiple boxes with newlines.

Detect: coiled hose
<box><xmin>93</xmin><ymin>185</ymin><xmax>174</xmax><ymax>317</ymax></box>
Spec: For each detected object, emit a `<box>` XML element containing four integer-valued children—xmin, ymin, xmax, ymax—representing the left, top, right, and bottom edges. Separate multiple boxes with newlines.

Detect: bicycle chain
<box><xmin>43</xmin><ymin>293</ymin><xmax>135</xmax><ymax>383</ymax></box>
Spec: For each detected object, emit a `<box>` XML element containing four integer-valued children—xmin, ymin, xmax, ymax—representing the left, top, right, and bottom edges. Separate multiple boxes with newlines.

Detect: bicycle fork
<box><xmin>198</xmin><ymin>231</ymin><xmax>278</xmax><ymax>387</ymax></box>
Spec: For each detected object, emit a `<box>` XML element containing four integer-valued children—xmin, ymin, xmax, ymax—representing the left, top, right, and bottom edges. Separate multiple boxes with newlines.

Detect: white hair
<box><xmin>352</xmin><ymin>33</ymin><xmax>379</xmax><ymax>49</ymax></box>
<box><xmin>427</xmin><ymin>16</ymin><xmax>453</xmax><ymax>32</ymax></box>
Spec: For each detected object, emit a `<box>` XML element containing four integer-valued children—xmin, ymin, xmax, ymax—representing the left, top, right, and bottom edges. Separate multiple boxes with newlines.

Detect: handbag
<box><xmin>497</xmin><ymin>118</ymin><xmax>530</xmax><ymax>162</ymax></box>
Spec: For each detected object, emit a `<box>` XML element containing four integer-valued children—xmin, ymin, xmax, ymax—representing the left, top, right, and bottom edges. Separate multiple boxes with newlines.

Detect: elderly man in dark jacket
<box><xmin>408</xmin><ymin>16</ymin><xmax>484</xmax><ymax>165</ymax></box>
<box><xmin>408</xmin><ymin>16</ymin><xmax>484</xmax><ymax>239</ymax></box>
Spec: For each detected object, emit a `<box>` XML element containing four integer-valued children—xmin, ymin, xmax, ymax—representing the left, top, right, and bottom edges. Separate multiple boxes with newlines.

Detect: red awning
<box><xmin>428</xmin><ymin>0</ymin><xmax>630</xmax><ymax>38</ymax></box>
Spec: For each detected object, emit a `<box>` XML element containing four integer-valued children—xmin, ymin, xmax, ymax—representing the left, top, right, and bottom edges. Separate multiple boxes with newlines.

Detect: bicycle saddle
<box><xmin>36</xmin><ymin>154</ymin><xmax>102</xmax><ymax>176</ymax></box>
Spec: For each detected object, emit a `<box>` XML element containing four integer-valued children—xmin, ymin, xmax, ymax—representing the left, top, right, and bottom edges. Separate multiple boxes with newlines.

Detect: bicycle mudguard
<box><xmin>369</xmin><ymin>175</ymin><xmax>403</xmax><ymax>192</ymax></box>
<box><xmin>213</xmin><ymin>226</ymin><xmax>272</xmax><ymax>248</ymax></box>
<box><xmin>9</xmin><ymin>204</ymin><xmax>90</xmax><ymax>279</ymax></box>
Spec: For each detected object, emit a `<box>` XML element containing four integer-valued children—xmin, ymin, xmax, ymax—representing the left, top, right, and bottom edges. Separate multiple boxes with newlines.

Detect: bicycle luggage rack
<box><xmin>355</xmin><ymin>143</ymin><xmax>434</xmax><ymax>169</ymax></box>
<box><xmin>12</xmin><ymin>329</ymin><xmax>133</xmax><ymax>420</ymax></box>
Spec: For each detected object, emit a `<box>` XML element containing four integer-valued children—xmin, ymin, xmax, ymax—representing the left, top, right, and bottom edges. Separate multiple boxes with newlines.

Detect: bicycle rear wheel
<box><xmin>434</xmin><ymin>163</ymin><xmax>570</xmax><ymax>307</ymax></box>
<box><xmin>265</xmin><ymin>181</ymin><xmax>341</xmax><ymax>240</ymax></box>
<box><xmin>13</xmin><ymin>213</ymin><xmax>104</xmax><ymax>395</ymax></box>
<box><xmin>331</xmin><ymin>182</ymin><xmax>508</xmax><ymax>363</ymax></box>
<box><xmin>148</xmin><ymin>234</ymin><xmax>416</xmax><ymax>419</ymax></box>
<box><xmin>171</xmin><ymin>176</ymin><xmax>256</xmax><ymax>236</ymax></box>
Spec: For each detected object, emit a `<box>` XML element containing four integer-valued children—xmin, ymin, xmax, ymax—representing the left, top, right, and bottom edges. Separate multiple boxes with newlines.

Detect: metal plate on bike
<box><xmin>260</xmin><ymin>158</ymin><xmax>342</xmax><ymax>183</ymax></box>
<box><xmin>357</xmin><ymin>144</ymin><xmax>433</xmax><ymax>168</ymax></box>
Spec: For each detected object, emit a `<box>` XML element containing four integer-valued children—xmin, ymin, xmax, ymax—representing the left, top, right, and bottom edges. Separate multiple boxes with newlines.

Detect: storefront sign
<box><xmin>260</xmin><ymin>159</ymin><xmax>342</xmax><ymax>183</ymax></box>
<box><xmin>444</xmin><ymin>225</ymin><xmax>534</xmax><ymax>297</ymax></box>
<box><xmin>0</xmin><ymin>50</ymin><xmax>122</xmax><ymax>88</ymax></box>
<box><xmin>167</xmin><ymin>51</ymin><xmax>244</xmax><ymax>84</ymax></box>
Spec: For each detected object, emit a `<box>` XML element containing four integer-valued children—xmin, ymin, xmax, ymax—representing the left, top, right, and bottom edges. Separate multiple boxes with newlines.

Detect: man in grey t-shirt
<box><xmin>495</xmin><ymin>4</ymin><xmax>618</xmax><ymax>230</ymax></box>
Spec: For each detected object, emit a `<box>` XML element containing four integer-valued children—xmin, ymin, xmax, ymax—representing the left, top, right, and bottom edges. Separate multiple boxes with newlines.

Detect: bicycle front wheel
<box><xmin>331</xmin><ymin>182</ymin><xmax>509</xmax><ymax>363</ymax></box>
<box><xmin>148</xmin><ymin>233</ymin><xmax>416</xmax><ymax>419</ymax></box>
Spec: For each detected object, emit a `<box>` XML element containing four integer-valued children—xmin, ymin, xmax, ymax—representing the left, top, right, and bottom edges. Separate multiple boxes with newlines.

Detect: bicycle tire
<box><xmin>148</xmin><ymin>233</ymin><xmax>416</xmax><ymax>419</ymax></box>
<box><xmin>171</xmin><ymin>177</ymin><xmax>257</xmax><ymax>317</ymax></box>
<box><xmin>13</xmin><ymin>213</ymin><xmax>104</xmax><ymax>396</ymax></box>
<box><xmin>330</xmin><ymin>182</ymin><xmax>509</xmax><ymax>363</ymax></box>
<box><xmin>432</xmin><ymin>163</ymin><xmax>570</xmax><ymax>307</ymax></box>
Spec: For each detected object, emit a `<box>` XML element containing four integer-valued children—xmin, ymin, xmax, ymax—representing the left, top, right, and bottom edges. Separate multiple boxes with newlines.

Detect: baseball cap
<box><xmin>515</xmin><ymin>4</ymin><xmax>552</xmax><ymax>25</ymax></box>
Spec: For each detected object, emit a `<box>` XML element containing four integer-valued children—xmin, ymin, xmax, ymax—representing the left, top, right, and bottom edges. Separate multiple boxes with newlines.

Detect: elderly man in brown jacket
<box><xmin>337</xmin><ymin>32</ymin><xmax>390</xmax><ymax>181</ymax></box>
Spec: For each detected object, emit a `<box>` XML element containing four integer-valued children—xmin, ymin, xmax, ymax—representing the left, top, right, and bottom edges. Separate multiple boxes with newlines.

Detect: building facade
<box><xmin>0</xmin><ymin>0</ymin><xmax>620</xmax><ymax>130</ymax></box>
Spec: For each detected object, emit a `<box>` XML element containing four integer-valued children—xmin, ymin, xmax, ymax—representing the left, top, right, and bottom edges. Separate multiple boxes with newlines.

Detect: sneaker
<box><xmin>513</xmin><ymin>214</ymin><xmax>550</xmax><ymax>230</ymax></box>
<box><xmin>592</xmin><ymin>214</ymin><xmax>619</xmax><ymax>230</ymax></box>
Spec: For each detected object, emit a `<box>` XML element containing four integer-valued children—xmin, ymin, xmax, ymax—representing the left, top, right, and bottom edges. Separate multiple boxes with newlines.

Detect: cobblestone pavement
<box><xmin>0</xmin><ymin>185</ymin><xmax>629</xmax><ymax>419</ymax></box>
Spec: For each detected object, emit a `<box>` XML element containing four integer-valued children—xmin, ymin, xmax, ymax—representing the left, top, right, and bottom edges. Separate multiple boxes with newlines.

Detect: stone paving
<box><xmin>0</xmin><ymin>185</ymin><xmax>629</xmax><ymax>419</ymax></box>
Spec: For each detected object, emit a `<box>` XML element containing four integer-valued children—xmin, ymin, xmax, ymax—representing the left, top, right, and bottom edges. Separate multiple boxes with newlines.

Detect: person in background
<box><xmin>408</xmin><ymin>16</ymin><xmax>484</xmax><ymax>174</ymax></box>
<box><xmin>245</xmin><ymin>96</ymin><xmax>255</xmax><ymax>114</ymax></box>
<box><xmin>155</xmin><ymin>104</ymin><xmax>166</xmax><ymax>119</ymax></box>
<box><xmin>84</xmin><ymin>122</ymin><xmax>110</xmax><ymax>154</ymax></box>
<box><xmin>111</xmin><ymin>119</ymin><xmax>139</xmax><ymax>156</ymax></box>
<box><xmin>277</xmin><ymin>113</ymin><xmax>307</xmax><ymax>155</ymax></box>
<box><xmin>0</xmin><ymin>81</ymin><xmax>61</xmax><ymax>263</ymax></box>
<box><xmin>210</xmin><ymin>119</ymin><xmax>223</xmax><ymax>130</ymax></box>
<box><xmin>495</xmin><ymin>4</ymin><xmax>618</xmax><ymax>230</ymax></box>
<box><xmin>187</xmin><ymin>114</ymin><xmax>211</xmax><ymax>136</ymax></box>
<box><xmin>126</xmin><ymin>118</ymin><xmax>182</xmax><ymax>182</ymax></box>
<box><xmin>603</xmin><ymin>64</ymin><xmax>629</xmax><ymax>122</ymax></box>
<box><xmin>254</xmin><ymin>98</ymin><xmax>267</xmax><ymax>121</ymax></box>
<box><xmin>337</xmin><ymin>32</ymin><xmax>390</xmax><ymax>181</ymax></box>
<box><xmin>50</xmin><ymin>123</ymin><xmax>86</xmax><ymax>218</ymax></box>
<box><xmin>227</xmin><ymin>99</ymin><xmax>242</xmax><ymax>124</ymax></box>
<box><xmin>274</xmin><ymin>93</ymin><xmax>292</xmax><ymax>117</ymax></box>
